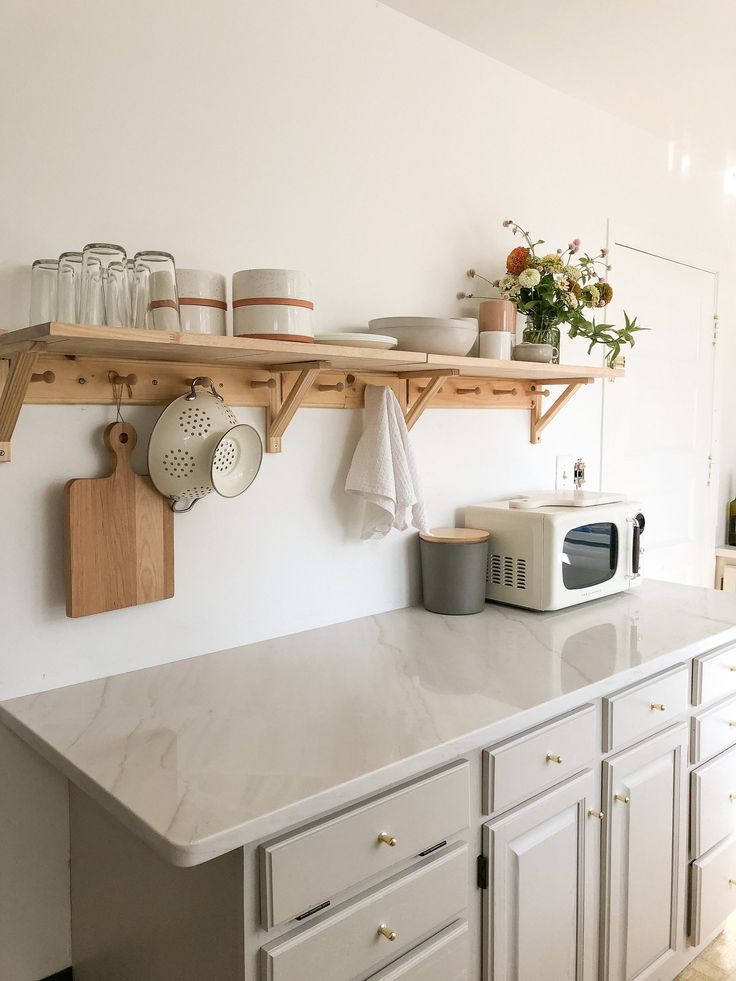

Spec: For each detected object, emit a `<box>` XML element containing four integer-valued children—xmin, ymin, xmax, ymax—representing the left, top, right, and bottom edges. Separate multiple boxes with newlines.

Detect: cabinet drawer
<box><xmin>691</xmin><ymin>745</ymin><xmax>736</xmax><ymax>858</ymax></box>
<box><xmin>690</xmin><ymin>834</ymin><xmax>736</xmax><ymax>947</ymax></box>
<box><xmin>691</xmin><ymin>693</ymin><xmax>736</xmax><ymax>765</ymax></box>
<box><xmin>602</xmin><ymin>664</ymin><xmax>689</xmax><ymax>753</ymax></box>
<box><xmin>483</xmin><ymin>705</ymin><xmax>596</xmax><ymax>813</ymax></box>
<box><xmin>261</xmin><ymin>843</ymin><xmax>468</xmax><ymax>981</ymax></box>
<box><xmin>693</xmin><ymin>644</ymin><xmax>736</xmax><ymax>707</ymax></box>
<box><xmin>367</xmin><ymin>920</ymin><xmax>468</xmax><ymax>980</ymax></box>
<box><xmin>260</xmin><ymin>762</ymin><xmax>469</xmax><ymax>929</ymax></box>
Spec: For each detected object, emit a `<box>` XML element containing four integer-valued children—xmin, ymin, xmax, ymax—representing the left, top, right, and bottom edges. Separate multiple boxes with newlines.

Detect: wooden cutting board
<box><xmin>65</xmin><ymin>421</ymin><xmax>174</xmax><ymax>618</ymax></box>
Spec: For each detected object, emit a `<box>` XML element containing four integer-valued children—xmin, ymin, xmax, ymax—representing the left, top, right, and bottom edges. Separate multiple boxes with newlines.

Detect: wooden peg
<box><xmin>530</xmin><ymin>385</ymin><xmax>550</xmax><ymax>397</ymax></box>
<box><xmin>185</xmin><ymin>375</ymin><xmax>213</xmax><ymax>389</ymax></box>
<box><xmin>30</xmin><ymin>370</ymin><xmax>55</xmax><ymax>384</ymax></box>
<box><xmin>457</xmin><ymin>386</ymin><xmax>481</xmax><ymax>396</ymax></box>
<box><xmin>493</xmin><ymin>387</ymin><xmax>517</xmax><ymax>396</ymax></box>
<box><xmin>250</xmin><ymin>378</ymin><xmax>277</xmax><ymax>390</ymax></box>
<box><xmin>110</xmin><ymin>372</ymin><xmax>139</xmax><ymax>387</ymax></box>
<box><xmin>418</xmin><ymin>384</ymin><xmax>444</xmax><ymax>393</ymax></box>
<box><xmin>317</xmin><ymin>381</ymin><xmax>344</xmax><ymax>393</ymax></box>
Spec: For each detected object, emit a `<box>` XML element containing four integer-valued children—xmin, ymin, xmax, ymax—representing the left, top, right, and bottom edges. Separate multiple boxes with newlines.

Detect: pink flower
<box><xmin>502</xmin><ymin>219</ymin><xmax>513</xmax><ymax>227</ymax></box>
<box><xmin>600</xmin><ymin>248</ymin><xmax>609</xmax><ymax>257</ymax></box>
<box><xmin>457</xmin><ymin>291</ymin><xmax>471</xmax><ymax>300</ymax></box>
<box><xmin>466</xmin><ymin>268</ymin><xmax>476</xmax><ymax>278</ymax></box>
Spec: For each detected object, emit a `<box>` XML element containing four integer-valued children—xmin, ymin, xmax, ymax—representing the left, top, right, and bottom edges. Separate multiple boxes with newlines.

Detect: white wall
<box><xmin>1</xmin><ymin>1</ymin><xmax>735</xmax><ymax>976</ymax></box>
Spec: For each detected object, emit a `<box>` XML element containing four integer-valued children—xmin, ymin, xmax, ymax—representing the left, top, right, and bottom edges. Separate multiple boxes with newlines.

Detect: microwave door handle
<box><xmin>628</xmin><ymin>515</ymin><xmax>641</xmax><ymax>578</ymax></box>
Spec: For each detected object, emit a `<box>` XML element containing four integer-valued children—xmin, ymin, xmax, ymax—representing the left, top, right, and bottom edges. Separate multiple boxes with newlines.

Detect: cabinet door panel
<box><xmin>601</xmin><ymin>724</ymin><xmax>688</xmax><ymax>981</ymax></box>
<box><xmin>482</xmin><ymin>770</ymin><xmax>597</xmax><ymax>981</ymax></box>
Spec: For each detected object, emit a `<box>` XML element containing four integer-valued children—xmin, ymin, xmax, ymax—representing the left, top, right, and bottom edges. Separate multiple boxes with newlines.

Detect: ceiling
<box><xmin>383</xmin><ymin>0</ymin><xmax>736</xmax><ymax>176</ymax></box>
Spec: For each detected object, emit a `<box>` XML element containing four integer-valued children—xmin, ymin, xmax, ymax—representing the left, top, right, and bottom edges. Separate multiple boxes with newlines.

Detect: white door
<box><xmin>600</xmin><ymin>725</ymin><xmax>688</xmax><ymax>981</ymax></box>
<box><xmin>482</xmin><ymin>770</ymin><xmax>598</xmax><ymax>981</ymax></box>
<box><xmin>601</xmin><ymin>243</ymin><xmax>717</xmax><ymax>586</ymax></box>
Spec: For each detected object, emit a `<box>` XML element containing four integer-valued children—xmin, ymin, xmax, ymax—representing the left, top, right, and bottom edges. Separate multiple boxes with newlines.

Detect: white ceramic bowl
<box><xmin>232</xmin><ymin>268</ymin><xmax>313</xmax><ymax>341</ymax></box>
<box><xmin>368</xmin><ymin>317</ymin><xmax>478</xmax><ymax>356</ymax></box>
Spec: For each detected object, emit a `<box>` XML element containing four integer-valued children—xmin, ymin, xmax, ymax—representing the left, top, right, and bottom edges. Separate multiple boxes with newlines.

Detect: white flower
<box><xmin>565</xmin><ymin>265</ymin><xmax>582</xmax><ymax>281</ymax></box>
<box><xmin>497</xmin><ymin>274</ymin><xmax>517</xmax><ymax>295</ymax></box>
<box><xmin>566</xmin><ymin>293</ymin><xmax>579</xmax><ymax>308</ymax></box>
<box><xmin>518</xmin><ymin>268</ymin><xmax>541</xmax><ymax>289</ymax></box>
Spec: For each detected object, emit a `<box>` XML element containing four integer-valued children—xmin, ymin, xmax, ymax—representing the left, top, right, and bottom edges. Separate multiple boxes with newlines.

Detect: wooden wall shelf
<box><xmin>0</xmin><ymin>323</ymin><xmax>622</xmax><ymax>460</ymax></box>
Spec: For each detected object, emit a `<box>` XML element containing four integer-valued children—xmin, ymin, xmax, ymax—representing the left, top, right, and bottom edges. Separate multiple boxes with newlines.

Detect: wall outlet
<box><xmin>556</xmin><ymin>455</ymin><xmax>575</xmax><ymax>491</ymax></box>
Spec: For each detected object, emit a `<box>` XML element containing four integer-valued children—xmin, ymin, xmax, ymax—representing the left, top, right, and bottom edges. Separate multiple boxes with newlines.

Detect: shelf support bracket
<box><xmin>0</xmin><ymin>351</ymin><xmax>40</xmax><ymax>462</ymax></box>
<box><xmin>530</xmin><ymin>381</ymin><xmax>586</xmax><ymax>444</ymax></box>
<box><xmin>265</xmin><ymin>362</ymin><xmax>328</xmax><ymax>453</ymax></box>
<box><xmin>404</xmin><ymin>370</ymin><xmax>457</xmax><ymax>431</ymax></box>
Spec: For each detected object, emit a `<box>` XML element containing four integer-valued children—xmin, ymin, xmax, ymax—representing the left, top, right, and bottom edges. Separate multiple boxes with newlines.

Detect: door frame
<box><xmin>600</xmin><ymin>218</ymin><xmax>720</xmax><ymax>584</ymax></box>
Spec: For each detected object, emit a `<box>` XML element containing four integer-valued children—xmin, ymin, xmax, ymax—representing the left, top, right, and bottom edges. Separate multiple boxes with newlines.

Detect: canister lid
<box><xmin>419</xmin><ymin>527</ymin><xmax>490</xmax><ymax>544</ymax></box>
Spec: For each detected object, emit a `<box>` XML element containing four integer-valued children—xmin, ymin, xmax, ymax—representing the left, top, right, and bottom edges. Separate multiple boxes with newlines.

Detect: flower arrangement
<box><xmin>460</xmin><ymin>219</ymin><xmax>645</xmax><ymax>367</ymax></box>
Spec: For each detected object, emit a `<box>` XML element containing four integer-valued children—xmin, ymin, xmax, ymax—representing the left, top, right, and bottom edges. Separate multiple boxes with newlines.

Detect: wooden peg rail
<box><xmin>0</xmin><ymin>322</ymin><xmax>621</xmax><ymax>460</ymax></box>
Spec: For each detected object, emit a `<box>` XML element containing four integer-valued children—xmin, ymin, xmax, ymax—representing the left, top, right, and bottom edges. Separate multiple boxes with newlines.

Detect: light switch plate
<box><xmin>555</xmin><ymin>455</ymin><xmax>575</xmax><ymax>491</ymax></box>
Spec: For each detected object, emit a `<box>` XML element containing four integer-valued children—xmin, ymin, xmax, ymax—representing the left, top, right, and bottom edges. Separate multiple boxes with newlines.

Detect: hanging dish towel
<box><xmin>345</xmin><ymin>385</ymin><xmax>429</xmax><ymax>540</ymax></box>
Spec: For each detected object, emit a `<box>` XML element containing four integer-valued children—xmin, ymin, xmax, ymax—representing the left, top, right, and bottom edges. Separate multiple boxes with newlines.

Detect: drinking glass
<box><xmin>132</xmin><ymin>251</ymin><xmax>180</xmax><ymax>331</ymax></box>
<box><xmin>57</xmin><ymin>251</ymin><xmax>83</xmax><ymax>323</ymax></box>
<box><xmin>79</xmin><ymin>243</ymin><xmax>131</xmax><ymax>327</ymax></box>
<box><xmin>29</xmin><ymin>259</ymin><xmax>59</xmax><ymax>325</ymax></box>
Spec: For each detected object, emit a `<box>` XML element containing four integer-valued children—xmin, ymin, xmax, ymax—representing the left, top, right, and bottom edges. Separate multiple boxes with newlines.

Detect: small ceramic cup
<box><xmin>176</xmin><ymin>269</ymin><xmax>227</xmax><ymax>335</ymax></box>
<box><xmin>232</xmin><ymin>268</ymin><xmax>313</xmax><ymax>341</ymax></box>
<box><xmin>512</xmin><ymin>342</ymin><xmax>558</xmax><ymax>363</ymax></box>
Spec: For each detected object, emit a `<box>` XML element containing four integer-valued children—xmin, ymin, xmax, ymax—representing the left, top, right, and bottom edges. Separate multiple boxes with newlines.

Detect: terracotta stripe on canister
<box><xmin>232</xmin><ymin>297</ymin><xmax>314</xmax><ymax>310</ymax></box>
<box><xmin>149</xmin><ymin>299</ymin><xmax>179</xmax><ymax>311</ymax></box>
<box><xmin>179</xmin><ymin>297</ymin><xmax>228</xmax><ymax>310</ymax></box>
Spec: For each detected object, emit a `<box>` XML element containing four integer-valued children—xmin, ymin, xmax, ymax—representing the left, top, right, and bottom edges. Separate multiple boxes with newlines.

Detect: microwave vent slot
<box><xmin>488</xmin><ymin>553</ymin><xmax>527</xmax><ymax>590</ymax></box>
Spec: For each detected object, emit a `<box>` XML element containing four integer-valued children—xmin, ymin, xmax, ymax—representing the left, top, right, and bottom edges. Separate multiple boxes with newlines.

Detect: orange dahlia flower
<box><xmin>507</xmin><ymin>246</ymin><xmax>531</xmax><ymax>276</ymax></box>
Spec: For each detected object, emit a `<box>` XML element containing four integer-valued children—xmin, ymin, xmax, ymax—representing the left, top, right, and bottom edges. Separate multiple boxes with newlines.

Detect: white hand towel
<box><xmin>345</xmin><ymin>385</ymin><xmax>429</xmax><ymax>540</ymax></box>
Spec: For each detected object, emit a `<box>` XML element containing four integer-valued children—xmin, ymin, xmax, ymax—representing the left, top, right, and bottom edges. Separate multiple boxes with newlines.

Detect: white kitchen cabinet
<box><xmin>481</xmin><ymin>770</ymin><xmax>598</xmax><ymax>981</ymax></box>
<box><xmin>600</xmin><ymin>724</ymin><xmax>688</xmax><ymax>981</ymax></box>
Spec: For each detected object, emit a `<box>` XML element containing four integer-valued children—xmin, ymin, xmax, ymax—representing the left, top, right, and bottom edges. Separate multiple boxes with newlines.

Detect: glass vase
<box><xmin>522</xmin><ymin>319</ymin><xmax>561</xmax><ymax>364</ymax></box>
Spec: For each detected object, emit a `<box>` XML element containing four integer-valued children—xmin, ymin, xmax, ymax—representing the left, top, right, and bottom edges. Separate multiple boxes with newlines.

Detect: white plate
<box><xmin>368</xmin><ymin>317</ymin><xmax>476</xmax><ymax>331</ymax></box>
<box><xmin>314</xmin><ymin>332</ymin><xmax>398</xmax><ymax>350</ymax></box>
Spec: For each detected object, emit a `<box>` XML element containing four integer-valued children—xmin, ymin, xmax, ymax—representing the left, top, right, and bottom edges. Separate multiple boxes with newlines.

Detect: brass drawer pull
<box><xmin>588</xmin><ymin>809</ymin><xmax>605</xmax><ymax>820</ymax></box>
<box><xmin>615</xmin><ymin>794</ymin><xmax>631</xmax><ymax>804</ymax></box>
<box><xmin>650</xmin><ymin>703</ymin><xmax>666</xmax><ymax>712</ymax></box>
<box><xmin>546</xmin><ymin>753</ymin><xmax>563</xmax><ymax>764</ymax></box>
<box><xmin>377</xmin><ymin>832</ymin><xmax>397</xmax><ymax>847</ymax></box>
<box><xmin>378</xmin><ymin>924</ymin><xmax>397</xmax><ymax>941</ymax></box>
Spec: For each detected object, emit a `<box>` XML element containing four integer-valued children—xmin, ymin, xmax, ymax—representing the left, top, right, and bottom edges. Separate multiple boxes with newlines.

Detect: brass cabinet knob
<box><xmin>650</xmin><ymin>703</ymin><xmax>666</xmax><ymax>712</ymax></box>
<box><xmin>588</xmin><ymin>809</ymin><xmax>605</xmax><ymax>820</ymax></box>
<box><xmin>377</xmin><ymin>832</ymin><xmax>397</xmax><ymax>847</ymax></box>
<box><xmin>378</xmin><ymin>924</ymin><xmax>397</xmax><ymax>941</ymax></box>
<box><xmin>729</xmin><ymin>667</ymin><xmax>736</xmax><ymax>672</ymax></box>
<box><xmin>729</xmin><ymin>794</ymin><xmax>736</xmax><ymax>802</ymax></box>
<box><xmin>615</xmin><ymin>793</ymin><xmax>631</xmax><ymax>804</ymax></box>
<box><xmin>546</xmin><ymin>753</ymin><xmax>563</xmax><ymax>764</ymax></box>
<box><xmin>729</xmin><ymin>722</ymin><xmax>736</xmax><ymax>728</ymax></box>
<box><xmin>730</xmin><ymin>880</ymin><xmax>736</xmax><ymax>887</ymax></box>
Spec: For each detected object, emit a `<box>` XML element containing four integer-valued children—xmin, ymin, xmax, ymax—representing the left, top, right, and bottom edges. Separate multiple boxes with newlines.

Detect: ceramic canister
<box><xmin>479</xmin><ymin>299</ymin><xmax>517</xmax><ymax>333</ymax></box>
<box><xmin>232</xmin><ymin>268</ymin><xmax>313</xmax><ymax>342</ymax></box>
<box><xmin>148</xmin><ymin>269</ymin><xmax>181</xmax><ymax>331</ymax></box>
<box><xmin>176</xmin><ymin>269</ymin><xmax>227</xmax><ymax>335</ymax></box>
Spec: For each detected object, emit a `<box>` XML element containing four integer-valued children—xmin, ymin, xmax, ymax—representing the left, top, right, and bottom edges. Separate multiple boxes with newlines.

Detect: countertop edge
<box><xmin>4</xmin><ymin>623</ymin><xmax>735</xmax><ymax>866</ymax></box>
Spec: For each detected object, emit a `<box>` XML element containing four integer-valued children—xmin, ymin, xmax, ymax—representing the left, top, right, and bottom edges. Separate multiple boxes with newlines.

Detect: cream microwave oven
<box><xmin>465</xmin><ymin>494</ymin><xmax>645</xmax><ymax>612</ymax></box>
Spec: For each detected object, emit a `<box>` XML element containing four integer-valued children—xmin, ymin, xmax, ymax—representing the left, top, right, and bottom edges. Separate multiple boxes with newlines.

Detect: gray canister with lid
<box><xmin>419</xmin><ymin>527</ymin><xmax>490</xmax><ymax>615</ymax></box>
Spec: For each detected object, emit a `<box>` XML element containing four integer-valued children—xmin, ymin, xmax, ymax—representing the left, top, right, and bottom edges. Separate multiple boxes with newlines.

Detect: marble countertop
<box><xmin>3</xmin><ymin>580</ymin><xmax>736</xmax><ymax>866</ymax></box>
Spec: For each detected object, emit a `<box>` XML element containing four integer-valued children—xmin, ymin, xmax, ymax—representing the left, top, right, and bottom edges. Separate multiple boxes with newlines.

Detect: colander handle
<box><xmin>171</xmin><ymin>497</ymin><xmax>199</xmax><ymax>514</ymax></box>
<box><xmin>185</xmin><ymin>377</ymin><xmax>224</xmax><ymax>402</ymax></box>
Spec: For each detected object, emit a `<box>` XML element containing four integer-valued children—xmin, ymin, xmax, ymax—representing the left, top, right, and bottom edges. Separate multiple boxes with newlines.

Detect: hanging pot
<box><xmin>148</xmin><ymin>377</ymin><xmax>263</xmax><ymax>512</ymax></box>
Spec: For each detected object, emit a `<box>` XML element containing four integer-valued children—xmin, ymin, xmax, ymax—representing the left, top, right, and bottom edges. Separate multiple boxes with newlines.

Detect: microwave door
<box><xmin>561</xmin><ymin>522</ymin><xmax>620</xmax><ymax>590</ymax></box>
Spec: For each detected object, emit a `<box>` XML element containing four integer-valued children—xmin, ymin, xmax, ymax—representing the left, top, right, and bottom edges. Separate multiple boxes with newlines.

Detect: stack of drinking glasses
<box><xmin>29</xmin><ymin>245</ymin><xmax>181</xmax><ymax>331</ymax></box>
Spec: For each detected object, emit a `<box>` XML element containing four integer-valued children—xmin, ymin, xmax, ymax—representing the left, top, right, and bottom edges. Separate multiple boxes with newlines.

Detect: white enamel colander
<box><xmin>148</xmin><ymin>377</ymin><xmax>263</xmax><ymax>512</ymax></box>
